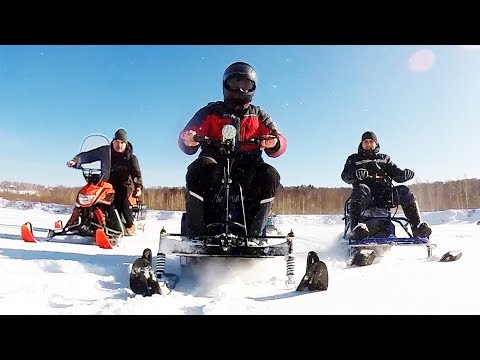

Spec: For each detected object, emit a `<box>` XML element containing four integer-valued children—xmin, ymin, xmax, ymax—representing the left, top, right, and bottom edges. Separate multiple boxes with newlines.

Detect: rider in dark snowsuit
<box><xmin>341</xmin><ymin>131</ymin><xmax>432</xmax><ymax>240</ymax></box>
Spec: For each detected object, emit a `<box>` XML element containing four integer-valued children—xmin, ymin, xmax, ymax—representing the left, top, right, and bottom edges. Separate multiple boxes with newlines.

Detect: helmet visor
<box><xmin>225</xmin><ymin>75</ymin><xmax>255</xmax><ymax>91</ymax></box>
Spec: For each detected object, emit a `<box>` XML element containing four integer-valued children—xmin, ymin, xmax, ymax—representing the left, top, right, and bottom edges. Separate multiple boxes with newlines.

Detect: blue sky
<box><xmin>1</xmin><ymin>45</ymin><xmax>479</xmax><ymax>188</ymax></box>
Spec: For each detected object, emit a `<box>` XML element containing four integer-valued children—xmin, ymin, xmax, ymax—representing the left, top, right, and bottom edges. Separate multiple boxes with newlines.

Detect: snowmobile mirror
<box><xmin>222</xmin><ymin>124</ymin><xmax>237</xmax><ymax>141</ymax></box>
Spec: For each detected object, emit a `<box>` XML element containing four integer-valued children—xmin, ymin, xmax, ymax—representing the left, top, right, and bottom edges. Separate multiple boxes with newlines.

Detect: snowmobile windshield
<box><xmin>76</xmin><ymin>134</ymin><xmax>111</xmax><ymax>183</ymax></box>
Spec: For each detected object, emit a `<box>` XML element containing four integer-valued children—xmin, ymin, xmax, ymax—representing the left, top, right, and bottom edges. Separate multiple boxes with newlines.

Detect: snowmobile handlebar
<box><xmin>68</xmin><ymin>162</ymin><xmax>103</xmax><ymax>184</ymax></box>
<box><xmin>357</xmin><ymin>161</ymin><xmax>393</xmax><ymax>182</ymax></box>
<box><xmin>67</xmin><ymin>161</ymin><xmax>89</xmax><ymax>171</ymax></box>
<box><xmin>192</xmin><ymin>134</ymin><xmax>263</xmax><ymax>147</ymax></box>
<box><xmin>373</xmin><ymin>161</ymin><xmax>392</xmax><ymax>181</ymax></box>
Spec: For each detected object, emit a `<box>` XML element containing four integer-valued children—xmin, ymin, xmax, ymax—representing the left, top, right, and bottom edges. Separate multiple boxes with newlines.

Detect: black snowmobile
<box><xmin>130</xmin><ymin>118</ymin><xmax>328</xmax><ymax>296</ymax></box>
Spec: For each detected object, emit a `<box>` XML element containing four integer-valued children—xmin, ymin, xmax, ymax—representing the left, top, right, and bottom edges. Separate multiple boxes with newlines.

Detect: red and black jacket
<box><xmin>178</xmin><ymin>101</ymin><xmax>287</xmax><ymax>162</ymax></box>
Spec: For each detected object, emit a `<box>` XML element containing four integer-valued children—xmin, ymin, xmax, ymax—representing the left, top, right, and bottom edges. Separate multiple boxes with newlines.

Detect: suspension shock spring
<box><xmin>155</xmin><ymin>253</ymin><xmax>166</xmax><ymax>279</ymax></box>
<box><xmin>286</xmin><ymin>254</ymin><xmax>295</xmax><ymax>285</ymax></box>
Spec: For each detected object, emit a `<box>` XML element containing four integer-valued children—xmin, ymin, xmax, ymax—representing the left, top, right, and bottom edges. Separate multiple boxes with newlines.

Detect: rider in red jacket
<box><xmin>178</xmin><ymin>61</ymin><xmax>287</xmax><ymax>241</ymax></box>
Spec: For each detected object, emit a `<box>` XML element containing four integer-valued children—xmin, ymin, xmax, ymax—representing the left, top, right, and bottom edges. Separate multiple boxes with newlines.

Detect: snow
<box><xmin>0</xmin><ymin>198</ymin><xmax>477</xmax><ymax>315</ymax></box>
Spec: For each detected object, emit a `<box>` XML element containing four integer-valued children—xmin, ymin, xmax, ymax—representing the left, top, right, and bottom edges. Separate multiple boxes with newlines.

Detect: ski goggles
<box><xmin>225</xmin><ymin>75</ymin><xmax>255</xmax><ymax>91</ymax></box>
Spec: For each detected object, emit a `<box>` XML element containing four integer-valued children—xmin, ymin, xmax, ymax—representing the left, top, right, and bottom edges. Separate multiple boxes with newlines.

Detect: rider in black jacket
<box><xmin>341</xmin><ymin>131</ymin><xmax>432</xmax><ymax>240</ymax></box>
<box><xmin>67</xmin><ymin>129</ymin><xmax>143</xmax><ymax>235</ymax></box>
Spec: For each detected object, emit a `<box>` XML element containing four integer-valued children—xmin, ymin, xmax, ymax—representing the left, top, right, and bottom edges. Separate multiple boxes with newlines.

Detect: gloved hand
<box><xmin>181</xmin><ymin>130</ymin><xmax>199</xmax><ymax>147</ymax></box>
<box><xmin>403</xmin><ymin>169</ymin><xmax>414</xmax><ymax>181</ymax></box>
<box><xmin>260</xmin><ymin>135</ymin><xmax>278</xmax><ymax>150</ymax></box>
<box><xmin>66</xmin><ymin>160</ymin><xmax>76</xmax><ymax>168</ymax></box>
<box><xmin>134</xmin><ymin>187</ymin><xmax>142</xmax><ymax>197</ymax></box>
<box><xmin>393</xmin><ymin>169</ymin><xmax>415</xmax><ymax>183</ymax></box>
<box><xmin>355</xmin><ymin>168</ymin><xmax>369</xmax><ymax>180</ymax></box>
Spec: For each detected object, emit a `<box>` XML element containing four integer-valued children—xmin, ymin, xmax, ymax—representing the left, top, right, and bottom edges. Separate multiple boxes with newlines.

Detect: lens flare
<box><xmin>408</xmin><ymin>49</ymin><xmax>435</xmax><ymax>73</ymax></box>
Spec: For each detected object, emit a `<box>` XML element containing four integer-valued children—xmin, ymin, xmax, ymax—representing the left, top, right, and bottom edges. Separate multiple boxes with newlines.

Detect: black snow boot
<box><xmin>403</xmin><ymin>201</ymin><xmax>432</xmax><ymax>238</ymax></box>
<box><xmin>349</xmin><ymin>199</ymin><xmax>369</xmax><ymax>240</ymax></box>
<box><xmin>351</xmin><ymin>223</ymin><xmax>369</xmax><ymax>240</ymax></box>
<box><xmin>184</xmin><ymin>190</ymin><xmax>205</xmax><ymax>238</ymax></box>
<box><xmin>248</xmin><ymin>199</ymin><xmax>274</xmax><ymax>243</ymax></box>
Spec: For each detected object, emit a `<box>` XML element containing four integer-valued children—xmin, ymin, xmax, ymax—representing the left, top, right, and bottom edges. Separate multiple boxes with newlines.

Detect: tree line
<box><xmin>1</xmin><ymin>178</ymin><xmax>479</xmax><ymax>214</ymax></box>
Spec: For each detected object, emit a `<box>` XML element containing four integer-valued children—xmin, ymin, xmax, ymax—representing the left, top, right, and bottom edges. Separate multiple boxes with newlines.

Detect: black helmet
<box><xmin>222</xmin><ymin>62</ymin><xmax>257</xmax><ymax>109</ymax></box>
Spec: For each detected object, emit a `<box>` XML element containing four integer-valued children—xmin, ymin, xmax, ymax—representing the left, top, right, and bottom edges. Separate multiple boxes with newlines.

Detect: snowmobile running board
<box><xmin>349</xmin><ymin>236</ymin><xmax>431</xmax><ymax>247</ymax></box>
<box><xmin>347</xmin><ymin>234</ymin><xmax>462</xmax><ymax>265</ymax></box>
<box><xmin>348</xmin><ymin>235</ymin><xmax>437</xmax><ymax>258</ymax></box>
<box><xmin>349</xmin><ymin>247</ymin><xmax>462</xmax><ymax>266</ymax></box>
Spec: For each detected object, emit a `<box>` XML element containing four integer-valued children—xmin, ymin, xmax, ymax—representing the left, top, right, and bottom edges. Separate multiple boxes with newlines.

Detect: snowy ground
<box><xmin>0</xmin><ymin>198</ymin><xmax>477</xmax><ymax>315</ymax></box>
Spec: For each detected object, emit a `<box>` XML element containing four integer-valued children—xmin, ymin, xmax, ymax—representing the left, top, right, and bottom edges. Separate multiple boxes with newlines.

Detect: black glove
<box><xmin>393</xmin><ymin>169</ymin><xmax>414</xmax><ymax>183</ymax></box>
<box><xmin>355</xmin><ymin>168</ymin><xmax>369</xmax><ymax>180</ymax></box>
<box><xmin>403</xmin><ymin>169</ymin><xmax>414</xmax><ymax>181</ymax></box>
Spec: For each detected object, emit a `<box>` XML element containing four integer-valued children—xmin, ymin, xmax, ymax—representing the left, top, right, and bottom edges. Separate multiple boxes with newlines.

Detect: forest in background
<box><xmin>1</xmin><ymin>178</ymin><xmax>478</xmax><ymax>215</ymax></box>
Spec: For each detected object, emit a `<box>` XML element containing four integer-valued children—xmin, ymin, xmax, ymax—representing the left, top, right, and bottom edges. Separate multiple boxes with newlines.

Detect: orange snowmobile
<box><xmin>21</xmin><ymin>134</ymin><xmax>146</xmax><ymax>249</ymax></box>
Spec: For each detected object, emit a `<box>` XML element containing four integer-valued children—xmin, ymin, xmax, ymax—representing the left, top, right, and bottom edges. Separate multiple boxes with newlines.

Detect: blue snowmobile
<box><xmin>342</xmin><ymin>166</ymin><xmax>462</xmax><ymax>266</ymax></box>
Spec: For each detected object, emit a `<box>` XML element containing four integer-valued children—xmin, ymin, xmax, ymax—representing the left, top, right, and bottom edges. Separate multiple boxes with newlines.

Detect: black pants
<box><xmin>186</xmin><ymin>156</ymin><xmax>280</xmax><ymax>224</ymax></box>
<box><xmin>113</xmin><ymin>184</ymin><xmax>134</xmax><ymax>227</ymax></box>
<box><xmin>350</xmin><ymin>184</ymin><xmax>415</xmax><ymax>213</ymax></box>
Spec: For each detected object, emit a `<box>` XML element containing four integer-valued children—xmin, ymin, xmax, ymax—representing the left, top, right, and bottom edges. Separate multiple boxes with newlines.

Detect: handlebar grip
<box><xmin>191</xmin><ymin>135</ymin><xmax>263</xmax><ymax>146</ymax></box>
<box><xmin>372</xmin><ymin>161</ymin><xmax>392</xmax><ymax>180</ymax></box>
<box><xmin>193</xmin><ymin>135</ymin><xmax>206</xmax><ymax>141</ymax></box>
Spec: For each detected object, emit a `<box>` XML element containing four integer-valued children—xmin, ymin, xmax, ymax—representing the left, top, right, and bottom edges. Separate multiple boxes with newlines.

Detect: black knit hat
<box><xmin>361</xmin><ymin>131</ymin><xmax>378</xmax><ymax>144</ymax></box>
<box><xmin>114</xmin><ymin>128</ymin><xmax>127</xmax><ymax>142</ymax></box>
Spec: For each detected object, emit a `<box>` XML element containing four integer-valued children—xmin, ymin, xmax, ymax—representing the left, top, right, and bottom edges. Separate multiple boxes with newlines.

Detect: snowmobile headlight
<box><xmin>222</xmin><ymin>124</ymin><xmax>237</xmax><ymax>140</ymax></box>
<box><xmin>77</xmin><ymin>194</ymin><xmax>96</xmax><ymax>205</ymax></box>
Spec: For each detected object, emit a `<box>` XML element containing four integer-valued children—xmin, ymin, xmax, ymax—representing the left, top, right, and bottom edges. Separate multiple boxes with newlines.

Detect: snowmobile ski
<box><xmin>129</xmin><ymin>248</ymin><xmax>161</xmax><ymax>296</ymax></box>
<box><xmin>129</xmin><ymin>248</ymin><xmax>179</xmax><ymax>296</ymax></box>
<box><xmin>348</xmin><ymin>248</ymin><xmax>461</xmax><ymax>265</ymax></box>
<box><xmin>20</xmin><ymin>222</ymin><xmax>37</xmax><ymax>243</ymax></box>
<box><xmin>351</xmin><ymin>249</ymin><xmax>376</xmax><ymax>267</ymax></box>
<box><xmin>94</xmin><ymin>228</ymin><xmax>113</xmax><ymax>249</ymax></box>
<box><xmin>439</xmin><ymin>250</ymin><xmax>462</xmax><ymax>262</ymax></box>
<box><xmin>296</xmin><ymin>251</ymin><xmax>328</xmax><ymax>292</ymax></box>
